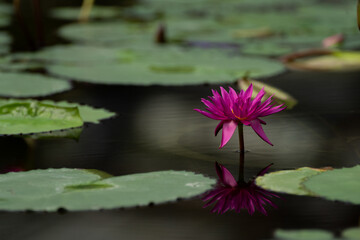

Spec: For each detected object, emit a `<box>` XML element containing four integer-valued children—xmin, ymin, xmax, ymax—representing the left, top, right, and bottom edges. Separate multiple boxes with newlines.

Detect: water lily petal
<box><xmin>243</xmin><ymin>83</ymin><xmax>253</xmax><ymax>100</ymax></box>
<box><xmin>220</xmin><ymin>120</ymin><xmax>237</xmax><ymax>148</ymax></box>
<box><xmin>215</xmin><ymin>120</ymin><xmax>224</xmax><ymax>136</ymax></box>
<box><xmin>250</xmin><ymin>119</ymin><xmax>273</xmax><ymax>146</ymax></box>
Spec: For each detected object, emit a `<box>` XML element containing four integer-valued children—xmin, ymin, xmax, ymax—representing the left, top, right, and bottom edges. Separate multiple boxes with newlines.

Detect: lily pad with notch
<box><xmin>255</xmin><ymin>167</ymin><xmax>326</xmax><ymax>196</ymax></box>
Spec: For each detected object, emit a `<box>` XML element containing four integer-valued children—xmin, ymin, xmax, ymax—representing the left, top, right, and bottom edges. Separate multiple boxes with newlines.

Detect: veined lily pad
<box><xmin>255</xmin><ymin>167</ymin><xmax>326</xmax><ymax>196</ymax></box>
<box><xmin>238</xmin><ymin>78</ymin><xmax>298</xmax><ymax>109</ymax></box>
<box><xmin>0</xmin><ymin>169</ymin><xmax>215</xmax><ymax>211</ymax></box>
<box><xmin>274</xmin><ymin>229</ymin><xmax>335</xmax><ymax>240</ymax></box>
<box><xmin>283</xmin><ymin>50</ymin><xmax>360</xmax><ymax>72</ymax></box>
<box><xmin>50</xmin><ymin>6</ymin><xmax>121</xmax><ymax>21</ymax></box>
<box><xmin>0</xmin><ymin>99</ymin><xmax>116</xmax><ymax>124</ymax></box>
<box><xmin>303</xmin><ymin>165</ymin><xmax>360</xmax><ymax>204</ymax></box>
<box><xmin>0</xmin><ymin>72</ymin><xmax>72</xmax><ymax>97</ymax></box>
<box><xmin>0</xmin><ymin>101</ymin><xmax>83</xmax><ymax>135</ymax></box>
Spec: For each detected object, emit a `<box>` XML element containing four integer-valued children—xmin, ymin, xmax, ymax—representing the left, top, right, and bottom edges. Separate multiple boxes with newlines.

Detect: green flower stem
<box><xmin>238</xmin><ymin>123</ymin><xmax>245</xmax><ymax>153</ymax></box>
<box><xmin>238</xmin><ymin>124</ymin><xmax>245</xmax><ymax>183</ymax></box>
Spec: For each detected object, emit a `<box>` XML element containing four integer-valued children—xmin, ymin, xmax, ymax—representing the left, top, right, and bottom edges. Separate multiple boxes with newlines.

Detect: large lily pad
<box><xmin>0</xmin><ymin>99</ymin><xmax>116</xmax><ymax>124</ymax></box>
<box><xmin>303</xmin><ymin>165</ymin><xmax>360</xmax><ymax>204</ymax></box>
<box><xmin>0</xmin><ymin>101</ymin><xmax>83</xmax><ymax>135</ymax></box>
<box><xmin>255</xmin><ymin>167</ymin><xmax>325</xmax><ymax>196</ymax></box>
<box><xmin>0</xmin><ymin>72</ymin><xmax>72</xmax><ymax>97</ymax></box>
<box><xmin>44</xmin><ymin>47</ymin><xmax>284</xmax><ymax>85</ymax></box>
<box><xmin>0</xmin><ymin>169</ymin><xmax>215</xmax><ymax>211</ymax></box>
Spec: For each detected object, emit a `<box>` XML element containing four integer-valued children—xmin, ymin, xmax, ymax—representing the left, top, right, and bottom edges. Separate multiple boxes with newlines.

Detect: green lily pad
<box><xmin>342</xmin><ymin>227</ymin><xmax>360</xmax><ymax>240</ymax></box>
<box><xmin>58</xmin><ymin>21</ymin><xmax>154</xmax><ymax>45</ymax></box>
<box><xmin>13</xmin><ymin>45</ymin><xmax>121</xmax><ymax>64</ymax></box>
<box><xmin>45</xmin><ymin>47</ymin><xmax>283</xmax><ymax>85</ymax></box>
<box><xmin>0</xmin><ymin>72</ymin><xmax>72</xmax><ymax>97</ymax></box>
<box><xmin>238</xmin><ymin>78</ymin><xmax>298</xmax><ymax>109</ymax></box>
<box><xmin>0</xmin><ymin>101</ymin><xmax>83</xmax><ymax>135</ymax></box>
<box><xmin>303</xmin><ymin>165</ymin><xmax>360</xmax><ymax>204</ymax></box>
<box><xmin>0</xmin><ymin>169</ymin><xmax>215</xmax><ymax>211</ymax></box>
<box><xmin>274</xmin><ymin>229</ymin><xmax>335</xmax><ymax>240</ymax></box>
<box><xmin>285</xmin><ymin>51</ymin><xmax>360</xmax><ymax>72</ymax></box>
<box><xmin>255</xmin><ymin>167</ymin><xmax>326</xmax><ymax>196</ymax></box>
<box><xmin>50</xmin><ymin>6</ymin><xmax>121</xmax><ymax>21</ymax></box>
<box><xmin>0</xmin><ymin>99</ymin><xmax>116</xmax><ymax>124</ymax></box>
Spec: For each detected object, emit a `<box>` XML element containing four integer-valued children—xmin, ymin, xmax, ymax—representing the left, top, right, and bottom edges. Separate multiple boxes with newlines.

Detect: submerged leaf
<box><xmin>283</xmin><ymin>50</ymin><xmax>360</xmax><ymax>72</ymax></box>
<box><xmin>255</xmin><ymin>167</ymin><xmax>325</xmax><ymax>196</ymax></box>
<box><xmin>0</xmin><ymin>169</ymin><xmax>215</xmax><ymax>211</ymax></box>
<box><xmin>303</xmin><ymin>165</ymin><xmax>360</xmax><ymax>204</ymax></box>
<box><xmin>238</xmin><ymin>78</ymin><xmax>298</xmax><ymax>109</ymax></box>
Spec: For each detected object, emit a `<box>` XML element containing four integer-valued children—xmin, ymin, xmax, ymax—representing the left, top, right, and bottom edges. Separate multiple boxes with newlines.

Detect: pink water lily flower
<box><xmin>202</xmin><ymin>162</ymin><xmax>279</xmax><ymax>215</ymax></box>
<box><xmin>194</xmin><ymin>84</ymin><xmax>286</xmax><ymax>148</ymax></box>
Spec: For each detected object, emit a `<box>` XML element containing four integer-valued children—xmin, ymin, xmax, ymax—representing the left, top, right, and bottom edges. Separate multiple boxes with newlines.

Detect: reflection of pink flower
<box><xmin>0</xmin><ymin>166</ymin><xmax>24</xmax><ymax>174</ymax></box>
<box><xmin>194</xmin><ymin>85</ymin><xmax>285</xmax><ymax>148</ymax></box>
<box><xmin>202</xmin><ymin>162</ymin><xmax>279</xmax><ymax>215</ymax></box>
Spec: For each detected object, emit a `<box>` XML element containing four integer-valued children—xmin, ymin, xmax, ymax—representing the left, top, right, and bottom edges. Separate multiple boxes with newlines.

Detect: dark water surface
<box><xmin>0</xmin><ymin>71</ymin><xmax>360</xmax><ymax>240</ymax></box>
<box><xmin>0</xmin><ymin>1</ymin><xmax>360</xmax><ymax>239</ymax></box>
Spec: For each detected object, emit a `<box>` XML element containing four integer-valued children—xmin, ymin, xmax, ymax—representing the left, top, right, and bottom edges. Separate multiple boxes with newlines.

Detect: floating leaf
<box><xmin>0</xmin><ymin>72</ymin><xmax>72</xmax><ymax>97</ymax></box>
<box><xmin>255</xmin><ymin>167</ymin><xmax>325</xmax><ymax>196</ymax></box>
<box><xmin>0</xmin><ymin>101</ymin><xmax>83</xmax><ymax>135</ymax></box>
<box><xmin>0</xmin><ymin>169</ymin><xmax>215</xmax><ymax>211</ymax></box>
<box><xmin>303</xmin><ymin>165</ymin><xmax>360</xmax><ymax>204</ymax></box>
<box><xmin>44</xmin><ymin>47</ymin><xmax>284</xmax><ymax>85</ymax></box>
<box><xmin>13</xmin><ymin>45</ymin><xmax>120</xmax><ymax>64</ymax></box>
<box><xmin>58</xmin><ymin>22</ymin><xmax>154</xmax><ymax>45</ymax></box>
<box><xmin>0</xmin><ymin>99</ymin><xmax>116</xmax><ymax>124</ymax></box>
<box><xmin>274</xmin><ymin>229</ymin><xmax>335</xmax><ymax>240</ymax></box>
<box><xmin>238</xmin><ymin>78</ymin><xmax>298</xmax><ymax>109</ymax></box>
<box><xmin>342</xmin><ymin>227</ymin><xmax>360</xmax><ymax>240</ymax></box>
<box><xmin>50</xmin><ymin>6</ymin><xmax>121</xmax><ymax>21</ymax></box>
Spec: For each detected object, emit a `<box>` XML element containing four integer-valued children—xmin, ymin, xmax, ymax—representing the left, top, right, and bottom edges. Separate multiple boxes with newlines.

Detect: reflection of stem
<box><xmin>238</xmin><ymin>150</ymin><xmax>245</xmax><ymax>184</ymax></box>
<box><xmin>32</xmin><ymin>0</ymin><xmax>44</xmax><ymax>48</ymax></box>
<box><xmin>78</xmin><ymin>0</ymin><xmax>95</xmax><ymax>22</ymax></box>
<box><xmin>238</xmin><ymin>124</ymin><xmax>245</xmax><ymax>153</ymax></box>
<box><xmin>238</xmin><ymin>124</ymin><xmax>245</xmax><ymax>184</ymax></box>
<box><xmin>24</xmin><ymin>138</ymin><xmax>36</xmax><ymax>170</ymax></box>
<box><xmin>13</xmin><ymin>0</ymin><xmax>37</xmax><ymax>50</ymax></box>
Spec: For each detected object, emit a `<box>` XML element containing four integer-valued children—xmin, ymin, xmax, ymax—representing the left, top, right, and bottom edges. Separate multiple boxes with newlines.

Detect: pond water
<box><xmin>0</xmin><ymin>0</ymin><xmax>359</xmax><ymax>240</ymax></box>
